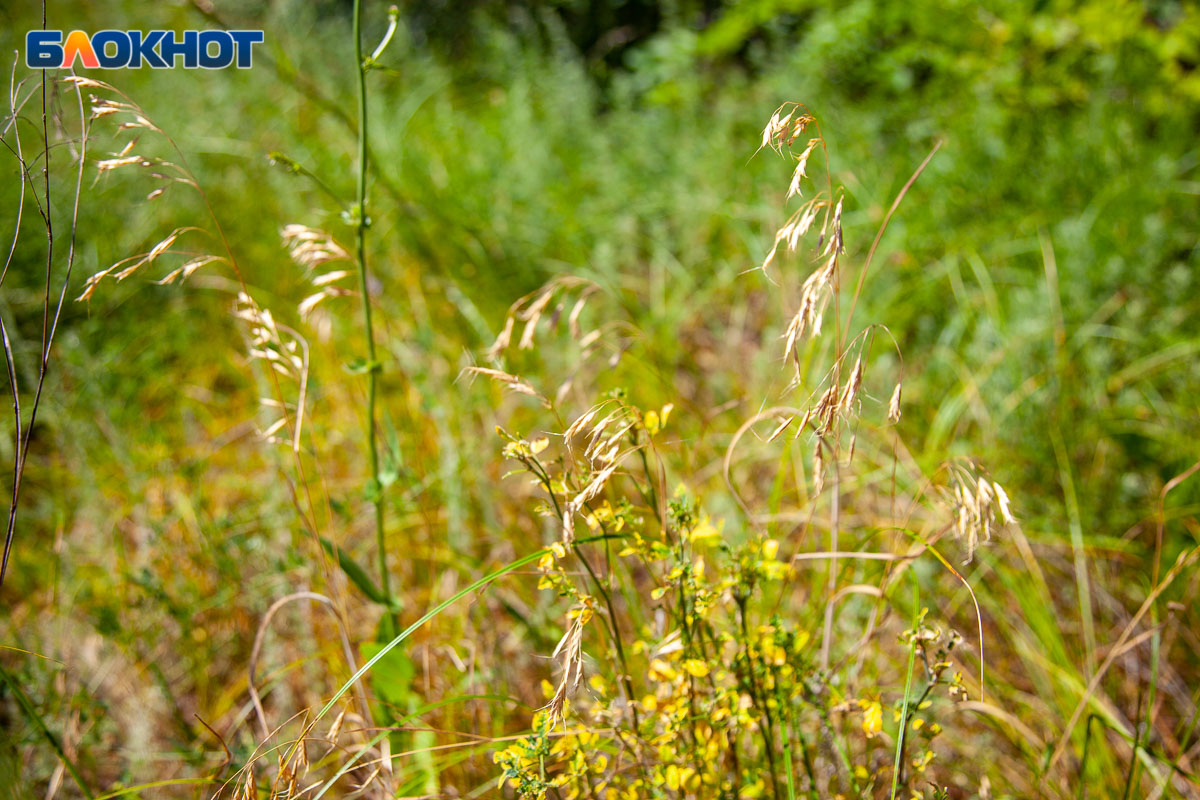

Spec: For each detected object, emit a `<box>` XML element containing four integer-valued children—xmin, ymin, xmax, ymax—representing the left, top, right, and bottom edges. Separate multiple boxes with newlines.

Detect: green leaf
<box><xmin>360</xmin><ymin>638</ymin><xmax>415</xmax><ymax>707</ymax></box>
<box><xmin>345</xmin><ymin>357</ymin><xmax>382</xmax><ymax>375</ymax></box>
<box><xmin>378</xmin><ymin>467</ymin><xmax>399</xmax><ymax>488</ymax></box>
<box><xmin>379</xmin><ymin>407</ymin><xmax>405</xmax><ymax>488</ymax></box>
<box><xmin>313</xmin><ymin>546</ymin><xmax>552</xmax><ymax>724</ymax></box>
<box><xmin>318</xmin><ymin>536</ymin><xmax>394</xmax><ymax>608</ymax></box>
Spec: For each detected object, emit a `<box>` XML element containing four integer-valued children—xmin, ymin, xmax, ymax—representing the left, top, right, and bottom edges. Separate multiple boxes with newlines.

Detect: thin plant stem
<box><xmin>820</xmin><ymin>449</ymin><xmax>838</xmax><ymax>670</ymax></box>
<box><xmin>1</xmin><ymin>15</ymin><xmax>86</xmax><ymax>588</ymax></box>
<box><xmin>738</xmin><ymin>597</ymin><xmax>781</xmax><ymax>800</ymax></box>
<box><xmin>351</xmin><ymin>0</ymin><xmax>397</xmax><ymax>632</ymax></box>
<box><xmin>781</xmin><ymin>718</ymin><xmax>797</xmax><ymax>800</ymax></box>
<box><xmin>1122</xmin><ymin>686</ymin><xmax>1146</xmax><ymax>800</ymax></box>
<box><xmin>890</xmin><ymin>572</ymin><xmax>919</xmax><ymax>800</ymax></box>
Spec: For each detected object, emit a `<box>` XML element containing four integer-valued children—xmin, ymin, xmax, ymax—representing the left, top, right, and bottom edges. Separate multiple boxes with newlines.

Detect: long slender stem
<box><xmin>820</xmin><ymin>450</ymin><xmax>838</xmax><ymax>670</ymax></box>
<box><xmin>890</xmin><ymin>574</ymin><xmax>919</xmax><ymax>800</ymax></box>
<box><xmin>352</xmin><ymin>0</ymin><xmax>396</xmax><ymax>632</ymax></box>
<box><xmin>738</xmin><ymin>599</ymin><xmax>781</xmax><ymax>800</ymax></box>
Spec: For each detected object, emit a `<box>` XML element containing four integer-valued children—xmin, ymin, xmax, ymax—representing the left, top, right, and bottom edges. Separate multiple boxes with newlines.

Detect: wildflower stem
<box><xmin>737</xmin><ymin>597</ymin><xmax>782</xmax><ymax>800</ymax></box>
<box><xmin>574</xmin><ymin>537</ymin><xmax>640</xmax><ymax>731</ymax></box>
<box><xmin>781</xmin><ymin>717</ymin><xmax>797</xmax><ymax>800</ymax></box>
<box><xmin>896</xmin><ymin>679</ymin><xmax>936</xmax><ymax>788</ymax></box>
<box><xmin>890</xmin><ymin>573</ymin><xmax>920</xmax><ymax>800</ymax></box>
<box><xmin>352</xmin><ymin>0</ymin><xmax>397</xmax><ymax>632</ymax></box>
<box><xmin>638</xmin><ymin>446</ymin><xmax>659</xmax><ymax>516</ymax></box>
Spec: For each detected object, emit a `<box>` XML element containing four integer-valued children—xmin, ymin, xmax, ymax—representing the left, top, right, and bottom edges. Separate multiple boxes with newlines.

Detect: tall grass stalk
<box><xmin>351</xmin><ymin>0</ymin><xmax>397</xmax><ymax>633</ymax></box>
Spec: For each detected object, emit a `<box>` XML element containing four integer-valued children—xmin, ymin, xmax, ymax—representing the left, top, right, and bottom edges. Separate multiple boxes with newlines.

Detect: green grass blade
<box><xmin>0</xmin><ymin>664</ymin><xmax>94</xmax><ymax>800</ymax></box>
<box><xmin>314</xmin><ymin>547</ymin><xmax>551</xmax><ymax>724</ymax></box>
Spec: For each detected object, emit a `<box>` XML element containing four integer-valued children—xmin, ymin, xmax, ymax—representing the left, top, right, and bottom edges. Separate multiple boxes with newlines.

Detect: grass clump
<box><xmin>473</xmin><ymin>103</ymin><xmax>1015</xmax><ymax>799</ymax></box>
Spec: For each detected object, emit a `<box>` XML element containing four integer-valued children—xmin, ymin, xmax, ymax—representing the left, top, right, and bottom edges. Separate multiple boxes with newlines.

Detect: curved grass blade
<box><xmin>313</xmin><ymin>546</ymin><xmax>551</xmax><ymax>725</ymax></box>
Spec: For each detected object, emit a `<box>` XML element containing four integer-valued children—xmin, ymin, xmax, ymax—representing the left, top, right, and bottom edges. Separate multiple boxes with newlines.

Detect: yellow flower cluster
<box><xmin>493</xmin><ymin>402</ymin><xmax>963</xmax><ymax>798</ymax></box>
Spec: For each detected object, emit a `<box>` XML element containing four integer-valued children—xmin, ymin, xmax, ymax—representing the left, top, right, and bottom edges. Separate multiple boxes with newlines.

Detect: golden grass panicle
<box><xmin>462</xmin><ymin>366</ymin><xmax>550</xmax><ymax>407</ymax></box>
<box><xmin>78</xmin><ymin>226</ymin><xmax>209</xmax><ymax>300</ymax></box>
<box><xmin>281</xmin><ymin>224</ymin><xmax>351</xmax><ymax>270</ymax></box>
<box><xmin>760</xmin><ymin>102</ymin><xmax>815</xmax><ymax>155</ymax></box>
<box><xmin>486</xmin><ymin>277</ymin><xmax>601</xmax><ymax>360</ymax></box>
<box><xmin>281</xmin><ymin>225</ymin><xmax>356</xmax><ymax>318</ymax></box>
<box><xmin>234</xmin><ymin>293</ymin><xmax>310</xmax><ymax>450</ymax></box>
<box><xmin>786</xmin><ymin>138</ymin><xmax>821</xmax><ymax>201</ymax></box>
<box><xmin>546</xmin><ymin>601</ymin><xmax>592</xmax><ymax>726</ymax></box>
<box><xmin>942</xmin><ymin>460</ymin><xmax>1019</xmax><ymax>563</ymax></box>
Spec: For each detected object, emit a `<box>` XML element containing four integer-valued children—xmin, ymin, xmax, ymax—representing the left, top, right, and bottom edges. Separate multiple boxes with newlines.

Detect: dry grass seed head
<box><xmin>281</xmin><ymin>226</ymin><xmax>357</xmax><ymax>317</ymax></box>
<box><xmin>944</xmin><ymin>462</ymin><xmax>1019</xmax><ymax>563</ymax></box>
<box><xmin>563</xmin><ymin>402</ymin><xmax>610</xmax><ymax>447</ymax></box>
<box><xmin>486</xmin><ymin>315</ymin><xmax>515</xmax><ymax>360</ymax></box>
<box><xmin>760</xmin><ymin>103</ymin><xmax>814</xmax><ymax>155</ymax></box>
<box><xmin>157</xmin><ymin>254</ymin><xmax>224</xmax><ymax>285</ymax></box>
<box><xmin>78</xmin><ymin>226</ymin><xmax>206</xmax><ymax>300</ymax></box>
<box><xmin>766</xmin><ymin>414</ymin><xmax>794</xmax><ymax>443</ymax></box>
<box><xmin>812</xmin><ymin>438</ymin><xmax>825</xmax><ymax>494</ymax></box>
<box><xmin>786</xmin><ymin>138</ymin><xmax>821</xmax><ymax>200</ymax></box>
<box><xmin>813</xmin><ymin>383</ymin><xmax>840</xmax><ymax>436</ymax></box>
<box><xmin>888</xmin><ymin>382</ymin><xmax>903</xmax><ymax>422</ymax></box>
<box><xmin>462</xmin><ymin>366</ymin><xmax>550</xmax><ymax>407</ymax></box>
<box><xmin>518</xmin><ymin>288</ymin><xmax>556</xmax><ymax>350</ymax></box>
<box><xmin>234</xmin><ymin>293</ymin><xmax>310</xmax><ymax>447</ymax></box>
<box><xmin>487</xmin><ymin>277</ymin><xmax>601</xmax><ymax>359</ymax></box>
<box><xmin>234</xmin><ymin>767</ymin><xmax>256</xmax><ymax>800</ymax></box>
<box><xmin>547</xmin><ymin>603</ymin><xmax>591</xmax><ymax>726</ymax></box>
<box><xmin>839</xmin><ymin>355</ymin><xmax>864</xmax><ymax>415</ymax></box>
<box><xmin>571</xmin><ymin>461</ymin><xmax>620</xmax><ymax>513</ymax></box>
<box><xmin>281</xmin><ymin>224</ymin><xmax>350</xmax><ymax>270</ymax></box>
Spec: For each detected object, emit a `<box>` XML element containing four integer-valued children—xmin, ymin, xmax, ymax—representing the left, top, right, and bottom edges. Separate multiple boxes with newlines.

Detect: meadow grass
<box><xmin>1</xmin><ymin>1</ymin><xmax>1198</xmax><ymax>798</ymax></box>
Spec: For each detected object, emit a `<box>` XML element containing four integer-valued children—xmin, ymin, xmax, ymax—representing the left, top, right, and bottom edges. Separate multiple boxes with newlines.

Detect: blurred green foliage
<box><xmin>9</xmin><ymin>0</ymin><xmax>1187</xmax><ymax>530</ymax></box>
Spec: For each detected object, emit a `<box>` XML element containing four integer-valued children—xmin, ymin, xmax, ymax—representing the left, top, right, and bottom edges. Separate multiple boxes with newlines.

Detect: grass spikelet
<box><xmin>942</xmin><ymin>461</ymin><xmax>1020</xmax><ymax>563</ymax></box>
<box><xmin>767</xmin><ymin>414</ymin><xmax>794</xmax><ymax>443</ymax></box>
<box><xmin>839</xmin><ymin>354</ymin><xmax>864</xmax><ymax>415</ymax></box>
<box><xmin>570</xmin><ymin>461</ymin><xmax>620</xmax><ymax>511</ymax></box>
<box><xmin>546</xmin><ymin>602</ymin><xmax>591</xmax><ymax>725</ymax></box>
<box><xmin>486</xmin><ymin>315</ymin><xmax>515</xmax><ymax>360</ymax></box>
<box><xmin>156</xmin><ymin>254</ymin><xmax>224</xmax><ymax>285</ymax></box>
<box><xmin>78</xmin><ymin>226</ymin><xmax>205</xmax><ymax>299</ymax></box>
<box><xmin>888</xmin><ymin>382</ymin><xmax>903</xmax><ymax>422</ymax></box>
<box><xmin>786</xmin><ymin>138</ymin><xmax>821</xmax><ymax>200</ymax></box>
<box><xmin>462</xmin><ymin>366</ymin><xmax>550</xmax><ymax>406</ymax></box>
<box><xmin>517</xmin><ymin>289</ymin><xmax>555</xmax><ymax>350</ymax></box>
<box><xmin>281</xmin><ymin>224</ymin><xmax>351</xmax><ymax>270</ymax></box>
